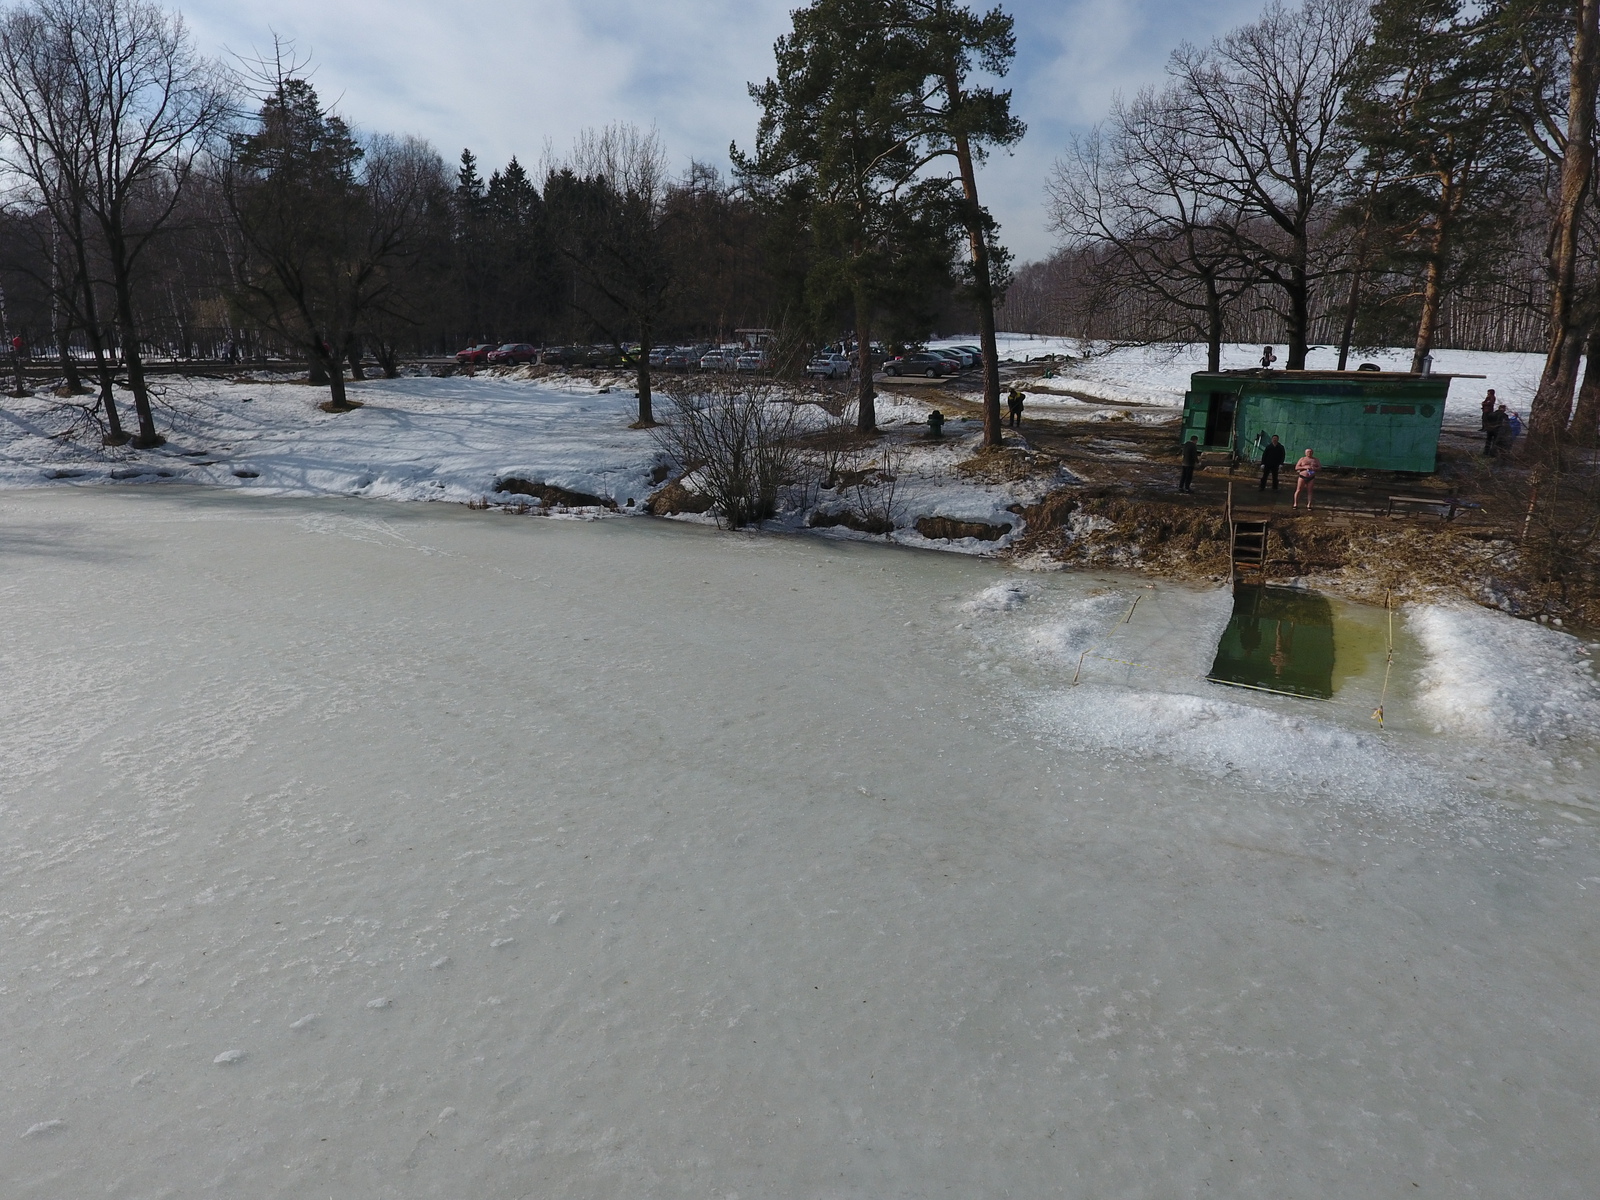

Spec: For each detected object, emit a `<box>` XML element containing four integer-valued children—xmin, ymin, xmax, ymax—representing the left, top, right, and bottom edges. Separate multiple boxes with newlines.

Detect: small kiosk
<box><xmin>1179</xmin><ymin>370</ymin><xmax>1452</xmax><ymax>473</ymax></box>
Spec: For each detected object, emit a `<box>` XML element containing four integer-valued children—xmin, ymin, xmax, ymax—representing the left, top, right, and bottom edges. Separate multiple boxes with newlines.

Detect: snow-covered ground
<box><xmin>3</xmin><ymin>489</ymin><xmax>1597</xmax><ymax>1196</ymax></box>
<box><xmin>0</xmin><ymin>340</ymin><xmax>1552</xmax><ymax>534</ymax></box>
<box><xmin>0</xmin><ymin>371</ymin><xmax>1048</xmax><ymax>554</ymax></box>
<box><xmin>930</xmin><ymin>335</ymin><xmax>1545</xmax><ymax>426</ymax></box>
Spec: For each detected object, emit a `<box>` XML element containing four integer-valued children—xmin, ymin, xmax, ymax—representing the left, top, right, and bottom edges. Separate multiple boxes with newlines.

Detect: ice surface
<box><xmin>3</xmin><ymin>489</ymin><xmax>1597</xmax><ymax>1197</ymax></box>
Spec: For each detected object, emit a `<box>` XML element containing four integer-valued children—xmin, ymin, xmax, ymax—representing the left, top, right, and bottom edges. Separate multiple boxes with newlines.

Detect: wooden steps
<box><xmin>1231</xmin><ymin>519</ymin><xmax>1270</xmax><ymax>578</ymax></box>
<box><xmin>1224</xmin><ymin>483</ymin><xmax>1270</xmax><ymax>583</ymax></box>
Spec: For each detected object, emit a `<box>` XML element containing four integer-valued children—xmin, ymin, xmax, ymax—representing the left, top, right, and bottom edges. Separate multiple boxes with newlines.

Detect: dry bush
<box><xmin>653</xmin><ymin>377</ymin><xmax>806</xmax><ymax>528</ymax></box>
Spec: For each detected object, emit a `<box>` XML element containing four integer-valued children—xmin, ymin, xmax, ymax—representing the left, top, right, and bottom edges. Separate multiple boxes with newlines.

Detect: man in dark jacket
<box><xmin>1179</xmin><ymin>436</ymin><xmax>1200</xmax><ymax>493</ymax></box>
<box><xmin>1006</xmin><ymin>387</ymin><xmax>1025</xmax><ymax>428</ymax></box>
<box><xmin>1259</xmin><ymin>435</ymin><xmax>1286</xmax><ymax>490</ymax></box>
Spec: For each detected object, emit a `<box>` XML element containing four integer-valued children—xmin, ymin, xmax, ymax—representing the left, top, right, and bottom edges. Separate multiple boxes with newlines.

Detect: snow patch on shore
<box><xmin>1410</xmin><ymin>604</ymin><xmax>1600</xmax><ymax>743</ymax></box>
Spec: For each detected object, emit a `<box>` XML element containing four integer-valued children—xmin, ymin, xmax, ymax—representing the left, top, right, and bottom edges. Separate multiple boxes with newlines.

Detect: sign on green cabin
<box><xmin>1180</xmin><ymin>371</ymin><xmax>1451</xmax><ymax>474</ymax></box>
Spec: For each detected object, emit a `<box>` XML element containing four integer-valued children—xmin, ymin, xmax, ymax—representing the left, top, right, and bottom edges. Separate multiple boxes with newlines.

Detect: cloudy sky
<box><xmin>181</xmin><ymin>0</ymin><xmax>1266</xmax><ymax>262</ymax></box>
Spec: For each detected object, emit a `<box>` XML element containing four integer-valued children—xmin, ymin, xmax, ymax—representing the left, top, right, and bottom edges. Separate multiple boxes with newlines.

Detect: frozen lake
<box><xmin>3</xmin><ymin>489</ymin><xmax>1597</xmax><ymax>1197</ymax></box>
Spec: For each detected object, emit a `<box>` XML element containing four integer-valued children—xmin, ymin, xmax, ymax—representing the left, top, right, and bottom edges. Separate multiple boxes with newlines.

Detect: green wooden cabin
<box><xmin>1180</xmin><ymin>370</ymin><xmax>1451</xmax><ymax>473</ymax></box>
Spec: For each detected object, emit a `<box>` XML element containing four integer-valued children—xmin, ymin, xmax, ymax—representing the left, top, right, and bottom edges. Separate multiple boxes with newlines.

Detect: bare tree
<box><xmin>1049</xmin><ymin>85</ymin><xmax>1251</xmax><ymax>371</ymax></box>
<box><xmin>0</xmin><ymin>0</ymin><xmax>226</xmax><ymax>447</ymax></box>
<box><xmin>1168</xmin><ymin>0</ymin><xmax>1370</xmax><ymax>370</ymax></box>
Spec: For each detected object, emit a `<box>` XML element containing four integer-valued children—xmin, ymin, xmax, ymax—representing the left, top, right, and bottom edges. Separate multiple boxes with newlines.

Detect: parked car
<box><xmin>734</xmin><ymin>350</ymin><xmax>770</xmax><ymax>372</ymax></box>
<box><xmin>883</xmin><ymin>352</ymin><xmax>955</xmax><ymax>377</ymax></box>
<box><xmin>699</xmin><ymin>350</ymin><xmax>733</xmax><ymax>371</ymax></box>
<box><xmin>648</xmin><ymin>347</ymin><xmax>669</xmax><ymax>368</ymax></box>
<box><xmin>936</xmin><ymin>346</ymin><xmax>978</xmax><ymax>368</ymax></box>
<box><xmin>664</xmin><ymin>345</ymin><xmax>710</xmax><ymax>369</ymax></box>
<box><xmin>804</xmin><ymin>352</ymin><xmax>853</xmax><ymax>379</ymax></box>
<box><xmin>539</xmin><ymin>346</ymin><xmax>575</xmax><ymax>365</ymax></box>
<box><xmin>486</xmin><ymin>342</ymin><xmax>539</xmax><ymax>365</ymax></box>
<box><xmin>455</xmin><ymin>343</ymin><xmax>496</xmax><ymax>364</ymax></box>
<box><xmin>929</xmin><ymin>348</ymin><xmax>971</xmax><ymax>369</ymax></box>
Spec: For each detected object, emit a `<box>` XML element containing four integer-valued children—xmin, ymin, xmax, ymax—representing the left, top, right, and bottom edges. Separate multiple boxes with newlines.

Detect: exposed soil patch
<box><xmin>914</xmin><ymin>515</ymin><xmax>1012</xmax><ymax>541</ymax></box>
<box><xmin>494</xmin><ymin>477</ymin><xmax>618</xmax><ymax>510</ymax></box>
<box><xmin>645</xmin><ymin>479</ymin><xmax>713</xmax><ymax>515</ymax></box>
<box><xmin>810</xmin><ymin>508</ymin><xmax>893</xmax><ymax>535</ymax></box>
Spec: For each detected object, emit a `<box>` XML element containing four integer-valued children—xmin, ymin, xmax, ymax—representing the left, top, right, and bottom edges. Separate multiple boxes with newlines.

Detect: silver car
<box><xmin>805</xmin><ymin>353</ymin><xmax>853</xmax><ymax>379</ymax></box>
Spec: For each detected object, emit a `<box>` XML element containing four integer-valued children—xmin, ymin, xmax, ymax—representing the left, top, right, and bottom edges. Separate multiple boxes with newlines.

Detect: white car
<box><xmin>699</xmin><ymin>350</ymin><xmax>732</xmax><ymax>371</ymax></box>
<box><xmin>804</xmin><ymin>353</ymin><xmax>853</xmax><ymax>379</ymax></box>
<box><xmin>734</xmin><ymin>351</ymin><xmax>770</xmax><ymax>372</ymax></box>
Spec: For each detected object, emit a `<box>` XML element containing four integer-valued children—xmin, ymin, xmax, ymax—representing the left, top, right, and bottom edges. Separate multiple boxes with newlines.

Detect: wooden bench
<box><xmin>1387</xmin><ymin>494</ymin><xmax>1460</xmax><ymax>520</ymax></box>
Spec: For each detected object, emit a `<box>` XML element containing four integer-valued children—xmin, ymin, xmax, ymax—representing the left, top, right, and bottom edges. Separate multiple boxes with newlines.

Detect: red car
<box><xmin>486</xmin><ymin>343</ymin><xmax>539</xmax><ymax>365</ymax></box>
<box><xmin>455</xmin><ymin>343</ymin><xmax>496</xmax><ymax>364</ymax></box>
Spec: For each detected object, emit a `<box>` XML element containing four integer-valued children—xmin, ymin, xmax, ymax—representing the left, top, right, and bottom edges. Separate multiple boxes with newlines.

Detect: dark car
<box><xmin>883</xmin><ymin>352</ymin><xmax>955</xmax><ymax>378</ymax></box>
<box><xmin>455</xmin><ymin>343</ymin><xmax>496</xmax><ymax>364</ymax></box>
<box><xmin>486</xmin><ymin>342</ymin><xmax>539</xmax><ymax>365</ymax></box>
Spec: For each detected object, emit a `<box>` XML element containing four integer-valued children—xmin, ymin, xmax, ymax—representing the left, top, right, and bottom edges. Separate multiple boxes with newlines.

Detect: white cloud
<box><xmin>181</xmin><ymin>0</ymin><xmax>1270</xmax><ymax>264</ymax></box>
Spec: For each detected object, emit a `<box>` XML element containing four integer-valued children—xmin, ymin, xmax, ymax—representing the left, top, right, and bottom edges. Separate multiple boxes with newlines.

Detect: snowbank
<box><xmin>1410</xmin><ymin>604</ymin><xmax>1600</xmax><ymax>743</ymax></box>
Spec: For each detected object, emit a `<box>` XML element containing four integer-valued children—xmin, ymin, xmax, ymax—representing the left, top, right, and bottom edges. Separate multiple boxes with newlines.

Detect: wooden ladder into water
<box><xmin>1225</xmin><ymin>483</ymin><xmax>1270</xmax><ymax>584</ymax></box>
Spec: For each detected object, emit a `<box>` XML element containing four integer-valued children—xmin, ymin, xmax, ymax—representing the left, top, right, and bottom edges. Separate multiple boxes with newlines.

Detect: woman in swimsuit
<box><xmin>1292</xmin><ymin>449</ymin><xmax>1320</xmax><ymax>510</ymax></box>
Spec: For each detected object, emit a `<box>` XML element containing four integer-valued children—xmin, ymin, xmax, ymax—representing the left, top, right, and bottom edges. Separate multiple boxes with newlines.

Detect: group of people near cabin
<box><xmin>1181</xmin><ymin>434</ymin><xmax>1321</xmax><ymax>507</ymax></box>
<box><xmin>1479</xmin><ymin>389</ymin><xmax>1522</xmax><ymax>456</ymax></box>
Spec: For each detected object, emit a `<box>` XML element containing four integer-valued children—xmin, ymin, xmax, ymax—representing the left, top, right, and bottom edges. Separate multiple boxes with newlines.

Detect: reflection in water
<box><xmin>1208</xmin><ymin>584</ymin><xmax>1336</xmax><ymax>699</ymax></box>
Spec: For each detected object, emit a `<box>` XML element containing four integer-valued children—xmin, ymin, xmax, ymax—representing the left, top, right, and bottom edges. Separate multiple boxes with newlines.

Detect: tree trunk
<box><xmin>1204</xmin><ymin>275</ymin><xmax>1223</xmax><ymax>373</ymax></box>
<box><xmin>57</xmin><ymin>328</ymin><xmax>81</xmax><ymax>393</ymax></box>
<box><xmin>308</xmin><ymin>351</ymin><xmax>329</xmax><ymax>384</ymax></box>
<box><xmin>346</xmin><ymin>336</ymin><xmax>366</xmax><ymax>381</ymax></box>
<box><xmin>942</xmin><ymin>92</ymin><xmax>1002</xmax><ymax>448</ymax></box>
<box><xmin>635</xmin><ymin>325</ymin><xmax>654</xmax><ymax>426</ymax></box>
<box><xmin>315</xmin><ymin>341</ymin><xmax>349</xmax><ymax>408</ymax></box>
<box><xmin>1338</xmin><ymin>178</ymin><xmax>1379</xmax><ymax>371</ymax></box>
<box><xmin>1410</xmin><ymin>248</ymin><xmax>1447</xmax><ymax>374</ymax></box>
<box><xmin>1571</xmin><ymin>325</ymin><xmax>1600</xmax><ymax>443</ymax></box>
<box><xmin>1337</xmin><ymin>262</ymin><xmax>1362</xmax><ymax>371</ymax></box>
<box><xmin>1530</xmin><ymin>0</ymin><xmax>1600</xmax><ymax>441</ymax></box>
<box><xmin>1285</xmin><ymin>259</ymin><xmax>1310</xmax><ymax>370</ymax></box>
<box><xmin>101</xmin><ymin>216</ymin><xmax>160</xmax><ymax>446</ymax></box>
<box><xmin>854</xmin><ymin>290</ymin><xmax>876</xmax><ymax>433</ymax></box>
<box><xmin>67</xmin><ymin>225</ymin><xmax>124</xmax><ymax>442</ymax></box>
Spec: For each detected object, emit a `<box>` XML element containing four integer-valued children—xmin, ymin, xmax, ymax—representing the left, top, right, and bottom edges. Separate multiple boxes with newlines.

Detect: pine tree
<box><xmin>1343</xmin><ymin>0</ymin><xmax>1531</xmax><ymax>371</ymax></box>
<box><xmin>736</xmin><ymin>0</ymin><xmax>962</xmax><ymax>433</ymax></box>
<box><xmin>893</xmin><ymin>0</ymin><xmax>1025</xmax><ymax>445</ymax></box>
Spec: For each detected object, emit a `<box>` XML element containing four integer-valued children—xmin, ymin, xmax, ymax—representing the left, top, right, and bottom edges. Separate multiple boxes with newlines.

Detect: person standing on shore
<box><xmin>1259</xmin><ymin>435</ymin><xmax>1286</xmax><ymax>491</ymax></box>
<box><xmin>1292</xmin><ymin>448</ymin><xmax>1320</xmax><ymax>509</ymax></box>
<box><xmin>1480</xmin><ymin>389</ymin><xmax>1497</xmax><ymax>430</ymax></box>
<box><xmin>1260</xmin><ymin>345</ymin><xmax>1277</xmax><ymax>369</ymax></box>
<box><xmin>1006</xmin><ymin>387</ymin><xmax>1025</xmax><ymax>428</ymax></box>
<box><xmin>1179</xmin><ymin>436</ymin><xmax>1200</xmax><ymax>493</ymax></box>
<box><xmin>1484</xmin><ymin>404</ymin><xmax>1505</xmax><ymax>455</ymax></box>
